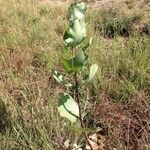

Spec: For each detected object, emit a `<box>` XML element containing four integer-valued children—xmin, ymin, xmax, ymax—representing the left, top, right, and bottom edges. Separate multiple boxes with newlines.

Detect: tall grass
<box><xmin>0</xmin><ymin>0</ymin><xmax>150</xmax><ymax>149</ymax></box>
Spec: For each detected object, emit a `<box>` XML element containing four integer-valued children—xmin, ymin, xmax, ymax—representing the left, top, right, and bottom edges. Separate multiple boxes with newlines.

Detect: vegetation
<box><xmin>53</xmin><ymin>2</ymin><xmax>98</xmax><ymax>149</ymax></box>
<box><xmin>0</xmin><ymin>0</ymin><xmax>150</xmax><ymax>149</ymax></box>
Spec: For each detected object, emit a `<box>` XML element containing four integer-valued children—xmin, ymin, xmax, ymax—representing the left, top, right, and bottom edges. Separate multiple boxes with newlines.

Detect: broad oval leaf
<box><xmin>82</xmin><ymin>64</ymin><xmax>98</xmax><ymax>83</ymax></box>
<box><xmin>61</xmin><ymin>49</ymin><xmax>86</xmax><ymax>73</ymax></box>
<box><xmin>64</xmin><ymin>2</ymin><xmax>87</xmax><ymax>47</ymax></box>
<box><xmin>64</xmin><ymin>20</ymin><xmax>86</xmax><ymax>47</ymax></box>
<box><xmin>88</xmin><ymin>64</ymin><xmax>98</xmax><ymax>81</ymax></box>
<box><xmin>67</xmin><ymin>2</ymin><xmax>86</xmax><ymax>22</ymax></box>
<box><xmin>58</xmin><ymin>93</ymin><xmax>79</xmax><ymax>123</ymax></box>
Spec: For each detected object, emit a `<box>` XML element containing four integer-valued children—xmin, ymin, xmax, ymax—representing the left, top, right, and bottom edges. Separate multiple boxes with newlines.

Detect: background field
<box><xmin>0</xmin><ymin>0</ymin><xmax>150</xmax><ymax>149</ymax></box>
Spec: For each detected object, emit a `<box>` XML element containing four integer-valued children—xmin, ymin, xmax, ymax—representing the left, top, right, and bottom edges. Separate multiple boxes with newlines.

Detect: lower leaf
<box><xmin>58</xmin><ymin>93</ymin><xmax>79</xmax><ymax>123</ymax></box>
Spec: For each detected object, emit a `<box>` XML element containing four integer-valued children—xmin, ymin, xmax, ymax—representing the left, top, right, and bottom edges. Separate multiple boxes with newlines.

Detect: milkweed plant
<box><xmin>53</xmin><ymin>2</ymin><xmax>98</xmax><ymax>148</ymax></box>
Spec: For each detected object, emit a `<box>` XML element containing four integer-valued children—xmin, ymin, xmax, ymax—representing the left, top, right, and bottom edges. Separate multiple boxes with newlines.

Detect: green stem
<box><xmin>74</xmin><ymin>72</ymin><xmax>84</xmax><ymax>128</ymax></box>
<box><xmin>74</xmin><ymin>72</ymin><xmax>93</xmax><ymax>150</ymax></box>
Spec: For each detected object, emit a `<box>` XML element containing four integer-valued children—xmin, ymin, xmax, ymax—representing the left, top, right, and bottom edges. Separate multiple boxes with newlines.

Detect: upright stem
<box><xmin>74</xmin><ymin>72</ymin><xmax>84</xmax><ymax>128</ymax></box>
<box><xmin>74</xmin><ymin>72</ymin><xmax>93</xmax><ymax>150</ymax></box>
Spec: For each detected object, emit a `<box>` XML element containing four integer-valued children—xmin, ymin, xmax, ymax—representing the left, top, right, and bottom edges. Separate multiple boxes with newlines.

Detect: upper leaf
<box><xmin>64</xmin><ymin>2</ymin><xmax>86</xmax><ymax>47</ymax></box>
<box><xmin>67</xmin><ymin>2</ymin><xmax>86</xmax><ymax>22</ymax></box>
<box><xmin>64</xmin><ymin>20</ymin><xmax>86</xmax><ymax>48</ymax></box>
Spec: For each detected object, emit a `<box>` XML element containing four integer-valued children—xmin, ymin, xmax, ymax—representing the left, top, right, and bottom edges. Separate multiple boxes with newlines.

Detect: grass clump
<box><xmin>0</xmin><ymin>99</ymin><xmax>9</xmax><ymax>133</ymax></box>
<box><xmin>87</xmin><ymin>34</ymin><xmax>150</xmax><ymax>101</ymax></box>
<box><xmin>93</xmin><ymin>9</ymin><xmax>142</xmax><ymax>38</ymax></box>
<box><xmin>32</xmin><ymin>50</ymin><xmax>52</xmax><ymax>69</ymax></box>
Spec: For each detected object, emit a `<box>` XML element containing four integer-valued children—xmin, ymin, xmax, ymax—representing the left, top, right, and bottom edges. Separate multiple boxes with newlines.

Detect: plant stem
<box><xmin>74</xmin><ymin>72</ymin><xmax>84</xmax><ymax>128</ymax></box>
<box><xmin>74</xmin><ymin>72</ymin><xmax>93</xmax><ymax>150</ymax></box>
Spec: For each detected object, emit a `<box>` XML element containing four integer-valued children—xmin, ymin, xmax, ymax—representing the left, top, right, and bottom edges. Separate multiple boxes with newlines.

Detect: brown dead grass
<box><xmin>92</xmin><ymin>91</ymin><xmax>150</xmax><ymax>150</ymax></box>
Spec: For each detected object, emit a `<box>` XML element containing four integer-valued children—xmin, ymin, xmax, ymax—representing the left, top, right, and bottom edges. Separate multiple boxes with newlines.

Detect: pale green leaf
<box><xmin>82</xmin><ymin>64</ymin><xmax>98</xmax><ymax>83</ymax></box>
<box><xmin>58</xmin><ymin>93</ymin><xmax>79</xmax><ymax>123</ymax></box>
<box><xmin>67</xmin><ymin>2</ymin><xmax>86</xmax><ymax>22</ymax></box>
<box><xmin>64</xmin><ymin>20</ymin><xmax>86</xmax><ymax>47</ymax></box>
<box><xmin>64</xmin><ymin>2</ymin><xmax>87</xmax><ymax>47</ymax></box>
<box><xmin>88</xmin><ymin>64</ymin><xmax>98</xmax><ymax>81</ymax></box>
<box><xmin>52</xmin><ymin>70</ymin><xmax>63</xmax><ymax>83</ymax></box>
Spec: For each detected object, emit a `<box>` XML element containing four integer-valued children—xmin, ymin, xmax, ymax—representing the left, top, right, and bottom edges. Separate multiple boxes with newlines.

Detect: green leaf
<box><xmin>64</xmin><ymin>2</ymin><xmax>87</xmax><ymax>47</ymax></box>
<box><xmin>88</xmin><ymin>64</ymin><xmax>98</xmax><ymax>81</ymax></box>
<box><xmin>71</xmin><ymin>48</ymin><xmax>86</xmax><ymax>70</ymax></box>
<box><xmin>58</xmin><ymin>93</ymin><xmax>79</xmax><ymax>123</ymax></box>
<box><xmin>82</xmin><ymin>64</ymin><xmax>98</xmax><ymax>83</ymax></box>
<box><xmin>80</xmin><ymin>37</ymin><xmax>93</xmax><ymax>62</ymax></box>
<box><xmin>67</xmin><ymin>2</ymin><xmax>86</xmax><ymax>22</ymax></box>
<box><xmin>64</xmin><ymin>20</ymin><xmax>86</xmax><ymax>47</ymax></box>
<box><xmin>61</xmin><ymin>49</ymin><xmax>86</xmax><ymax>73</ymax></box>
<box><xmin>52</xmin><ymin>70</ymin><xmax>63</xmax><ymax>83</ymax></box>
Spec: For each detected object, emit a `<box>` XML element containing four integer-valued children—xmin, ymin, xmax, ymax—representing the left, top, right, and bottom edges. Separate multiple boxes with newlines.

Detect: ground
<box><xmin>0</xmin><ymin>0</ymin><xmax>150</xmax><ymax>149</ymax></box>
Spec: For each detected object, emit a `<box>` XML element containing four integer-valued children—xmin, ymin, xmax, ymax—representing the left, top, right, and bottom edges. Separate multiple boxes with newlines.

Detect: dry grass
<box><xmin>92</xmin><ymin>91</ymin><xmax>150</xmax><ymax>150</ymax></box>
<box><xmin>0</xmin><ymin>0</ymin><xmax>150</xmax><ymax>149</ymax></box>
